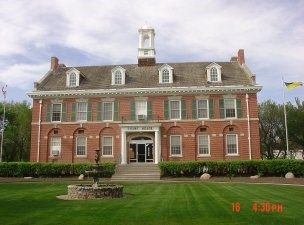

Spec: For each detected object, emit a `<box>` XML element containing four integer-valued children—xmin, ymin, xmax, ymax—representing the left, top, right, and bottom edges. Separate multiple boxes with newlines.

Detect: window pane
<box><xmin>52</xmin><ymin>104</ymin><xmax>61</xmax><ymax>121</ymax></box>
<box><xmin>103</xmin><ymin>102</ymin><xmax>113</xmax><ymax>120</ymax></box>
<box><xmin>197</xmin><ymin>100</ymin><xmax>208</xmax><ymax>118</ymax></box>
<box><xmin>77</xmin><ymin>103</ymin><xmax>87</xmax><ymax>121</ymax></box>
<box><xmin>225</xmin><ymin>99</ymin><xmax>236</xmax><ymax>118</ymax></box>
<box><xmin>171</xmin><ymin>136</ymin><xmax>181</xmax><ymax>155</ymax></box>
<box><xmin>76</xmin><ymin>136</ymin><xmax>86</xmax><ymax>156</ymax></box>
<box><xmin>198</xmin><ymin>135</ymin><xmax>209</xmax><ymax>155</ymax></box>
<box><xmin>227</xmin><ymin>135</ymin><xmax>237</xmax><ymax>154</ymax></box>
<box><xmin>69</xmin><ymin>73</ymin><xmax>76</xmax><ymax>86</ymax></box>
<box><xmin>170</xmin><ymin>100</ymin><xmax>180</xmax><ymax>119</ymax></box>
<box><xmin>210</xmin><ymin>67</ymin><xmax>218</xmax><ymax>81</ymax></box>
<box><xmin>50</xmin><ymin>137</ymin><xmax>61</xmax><ymax>155</ymax></box>
<box><xmin>102</xmin><ymin>137</ymin><xmax>113</xmax><ymax>156</ymax></box>
<box><xmin>162</xmin><ymin>69</ymin><xmax>169</xmax><ymax>83</ymax></box>
<box><xmin>136</xmin><ymin>101</ymin><xmax>147</xmax><ymax>116</ymax></box>
<box><xmin>115</xmin><ymin>71</ymin><xmax>122</xmax><ymax>84</ymax></box>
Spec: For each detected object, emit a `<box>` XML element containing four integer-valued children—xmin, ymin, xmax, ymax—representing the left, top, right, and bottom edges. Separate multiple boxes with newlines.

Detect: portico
<box><xmin>119</xmin><ymin>124</ymin><xmax>161</xmax><ymax>164</ymax></box>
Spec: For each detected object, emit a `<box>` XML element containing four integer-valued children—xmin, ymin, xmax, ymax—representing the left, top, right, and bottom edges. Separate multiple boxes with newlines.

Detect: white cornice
<box><xmin>27</xmin><ymin>85</ymin><xmax>262</xmax><ymax>99</ymax></box>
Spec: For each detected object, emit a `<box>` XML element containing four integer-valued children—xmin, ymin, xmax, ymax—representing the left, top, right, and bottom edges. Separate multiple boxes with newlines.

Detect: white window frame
<box><xmin>111</xmin><ymin>66</ymin><xmax>126</xmax><ymax>85</ymax></box>
<box><xmin>158</xmin><ymin>64</ymin><xmax>173</xmax><ymax>84</ymax></box>
<box><xmin>50</xmin><ymin>136</ymin><xmax>61</xmax><ymax>157</ymax></box>
<box><xmin>210</xmin><ymin>67</ymin><xmax>218</xmax><ymax>82</ymax></box>
<box><xmin>206</xmin><ymin>63</ymin><xmax>222</xmax><ymax>82</ymax></box>
<box><xmin>66</xmin><ymin>68</ymin><xmax>80</xmax><ymax>87</ymax></box>
<box><xmin>198</xmin><ymin>135</ymin><xmax>210</xmax><ymax>156</ymax></box>
<box><xmin>76</xmin><ymin>102</ymin><xmax>88</xmax><ymax>122</ymax></box>
<box><xmin>76</xmin><ymin>136</ymin><xmax>87</xmax><ymax>157</ymax></box>
<box><xmin>169</xmin><ymin>100</ymin><xmax>181</xmax><ymax>120</ymax></box>
<box><xmin>226</xmin><ymin>134</ymin><xmax>238</xmax><ymax>156</ymax></box>
<box><xmin>102</xmin><ymin>102</ymin><xmax>114</xmax><ymax>121</ymax></box>
<box><xmin>102</xmin><ymin>136</ymin><xmax>113</xmax><ymax>157</ymax></box>
<box><xmin>224</xmin><ymin>99</ymin><xmax>237</xmax><ymax>119</ymax></box>
<box><xmin>197</xmin><ymin>99</ymin><xmax>209</xmax><ymax>119</ymax></box>
<box><xmin>162</xmin><ymin>69</ymin><xmax>170</xmax><ymax>83</ymax></box>
<box><xmin>135</xmin><ymin>100</ymin><xmax>147</xmax><ymax>119</ymax></box>
<box><xmin>114</xmin><ymin>70</ymin><xmax>122</xmax><ymax>85</ymax></box>
<box><xmin>170</xmin><ymin>135</ymin><xmax>182</xmax><ymax>156</ymax></box>
<box><xmin>52</xmin><ymin>103</ymin><xmax>62</xmax><ymax>122</ymax></box>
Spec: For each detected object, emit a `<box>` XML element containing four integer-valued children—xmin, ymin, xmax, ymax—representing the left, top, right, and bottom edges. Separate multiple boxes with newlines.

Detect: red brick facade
<box><xmin>30</xmin><ymin>93</ymin><xmax>261</xmax><ymax>163</ymax></box>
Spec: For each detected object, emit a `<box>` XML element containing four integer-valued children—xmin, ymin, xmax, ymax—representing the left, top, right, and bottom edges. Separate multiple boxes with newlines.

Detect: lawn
<box><xmin>0</xmin><ymin>181</ymin><xmax>303</xmax><ymax>225</ymax></box>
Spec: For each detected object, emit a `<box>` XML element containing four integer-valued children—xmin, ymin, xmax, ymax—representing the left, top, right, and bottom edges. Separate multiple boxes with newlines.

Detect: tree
<box><xmin>287</xmin><ymin>98</ymin><xmax>304</xmax><ymax>159</ymax></box>
<box><xmin>0</xmin><ymin>101</ymin><xmax>32</xmax><ymax>161</ymax></box>
<box><xmin>259</xmin><ymin>100</ymin><xmax>286</xmax><ymax>159</ymax></box>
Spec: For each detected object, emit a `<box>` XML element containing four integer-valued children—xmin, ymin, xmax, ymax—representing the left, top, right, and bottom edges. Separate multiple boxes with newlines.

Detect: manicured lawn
<box><xmin>0</xmin><ymin>181</ymin><xmax>303</xmax><ymax>225</ymax></box>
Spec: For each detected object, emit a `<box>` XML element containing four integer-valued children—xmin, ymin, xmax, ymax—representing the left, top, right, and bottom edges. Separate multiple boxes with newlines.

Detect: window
<box><xmin>159</xmin><ymin>64</ymin><xmax>173</xmax><ymax>84</ymax></box>
<box><xmin>111</xmin><ymin>66</ymin><xmax>126</xmax><ymax>85</ymax></box>
<box><xmin>170</xmin><ymin>135</ymin><xmax>182</xmax><ymax>156</ymax></box>
<box><xmin>103</xmin><ymin>102</ymin><xmax>113</xmax><ymax>121</ymax></box>
<box><xmin>114</xmin><ymin>71</ymin><xmax>122</xmax><ymax>85</ymax></box>
<box><xmin>210</xmin><ymin>67</ymin><xmax>218</xmax><ymax>81</ymax></box>
<box><xmin>225</xmin><ymin>99</ymin><xmax>236</xmax><ymax>118</ymax></box>
<box><xmin>76</xmin><ymin>136</ymin><xmax>86</xmax><ymax>156</ymax></box>
<box><xmin>162</xmin><ymin>69</ymin><xmax>170</xmax><ymax>83</ymax></box>
<box><xmin>198</xmin><ymin>135</ymin><xmax>209</xmax><ymax>155</ymax></box>
<box><xmin>170</xmin><ymin>100</ymin><xmax>181</xmax><ymax>120</ymax></box>
<box><xmin>50</xmin><ymin>137</ymin><xmax>61</xmax><ymax>156</ymax></box>
<box><xmin>76</xmin><ymin>102</ymin><xmax>88</xmax><ymax>121</ymax></box>
<box><xmin>197</xmin><ymin>99</ymin><xmax>208</xmax><ymax>119</ymax></box>
<box><xmin>52</xmin><ymin>104</ymin><xmax>62</xmax><ymax>122</ymax></box>
<box><xmin>136</xmin><ymin>101</ymin><xmax>147</xmax><ymax>119</ymax></box>
<box><xmin>102</xmin><ymin>136</ymin><xmax>113</xmax><ymax>156</ymax></box>
<box><xmin>206</xmin><ymin>63</ymin><xmax>222</xmax><ymax>82</ymax></box>
<box><xmin>226</xmin><ymin>134</ymin><xmax>238</xmax><ymax>155</ymax></box>
<box><xmin>69</xmin><ymin>72</ymin><xmax>77</xmax><ymax>87</ymax></box>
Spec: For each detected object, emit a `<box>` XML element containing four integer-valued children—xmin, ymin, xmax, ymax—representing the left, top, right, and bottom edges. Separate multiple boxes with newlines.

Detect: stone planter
<box><xmin>67</xmin><ymin>184</ymin><xmax>124</xmax><ymax>200</ymax></box>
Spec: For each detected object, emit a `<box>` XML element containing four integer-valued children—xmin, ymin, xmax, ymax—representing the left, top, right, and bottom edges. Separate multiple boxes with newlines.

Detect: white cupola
<box><xmin>138</xmin><ymin>24</ymin><xmax>156</xmax><ymax>66</ymax></box>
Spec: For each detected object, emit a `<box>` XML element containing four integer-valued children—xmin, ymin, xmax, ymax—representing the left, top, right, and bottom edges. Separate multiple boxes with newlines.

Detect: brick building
<box><xmin>28</xmin><ymin>25</ymin><xmax>262</xmax><ymax>164</ymax></box>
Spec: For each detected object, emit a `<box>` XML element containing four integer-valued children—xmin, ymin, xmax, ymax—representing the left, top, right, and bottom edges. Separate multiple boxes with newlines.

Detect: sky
<box><xmin>0</xmin><ymin>0</ymin><xmax>303</xmax><ymax>104</ymax></box>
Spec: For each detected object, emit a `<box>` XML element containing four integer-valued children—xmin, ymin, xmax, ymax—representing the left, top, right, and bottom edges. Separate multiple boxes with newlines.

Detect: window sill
<box><xmin>169</xmin><ymin>155</ymin><xmax>183</xmax><ymax>157</ymax></box>
<box><xmin>198</xmin><ymin>154</ymin><xmax>211</xmax><ymax>157</ymax></box>
<box><xmin>101</xmin><ymin>155</ymin><xmax>114</xmax><ymax>158</ymax></box>
<box><xmin>226</xmin><ymin>154</ymin><xmax>239</xmax><ymax>157</ymax></box>
<box><xmin>76</xmin><ymin>155</ymin><xmax>87</xmax><ymax>158</ymax></box>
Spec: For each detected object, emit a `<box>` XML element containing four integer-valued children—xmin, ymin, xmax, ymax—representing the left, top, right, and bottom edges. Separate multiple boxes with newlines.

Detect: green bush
<box><xmin>158</xmin><ymin>160</ymin><xmax>304</xmax><ymax>177</ymax></box>
<box><xmin>0</xmin><ymin>162</ymin><xmax>116</xmax><ymax>178</ymax></box>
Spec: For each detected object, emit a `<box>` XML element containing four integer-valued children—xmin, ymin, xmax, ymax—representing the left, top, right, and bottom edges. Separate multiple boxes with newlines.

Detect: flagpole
<box><xmin>0</xmin><ymin>91</ymin><xmax>6</xmax><ymax>162</ymax></box>
<box><xmin>282</xmin><ymin>77</ymin><xmax>289</xmax><ymax>158</ymax></box>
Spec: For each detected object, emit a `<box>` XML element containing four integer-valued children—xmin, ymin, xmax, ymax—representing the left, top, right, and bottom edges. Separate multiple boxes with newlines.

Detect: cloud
<box><xmin>0</xmin><ymin>0</ymin><xmax>303</xmax><ymax>102</ymax></box>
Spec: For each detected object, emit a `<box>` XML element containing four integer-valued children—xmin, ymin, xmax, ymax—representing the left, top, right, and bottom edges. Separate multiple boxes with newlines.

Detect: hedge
<box><xmin>158</xmin><ymin>160</ymin><xmax>304</xmax><ymax>177</ymax></box>
<box><xmin>0</xmin><ymin>162</ymin><xmax>116</xmax><ymax>178</ymax></box>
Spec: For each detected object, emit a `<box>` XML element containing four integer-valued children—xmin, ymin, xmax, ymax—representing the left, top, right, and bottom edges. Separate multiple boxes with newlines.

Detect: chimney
<box><xmin>237</xmin><ymin>49</ymin><xmax>245</xmax><ymax>65</ymax></box>
<box><xmin>51</xmin><ymin>56</ymin><xmax>59</xmax><ymax>70</ymax></box>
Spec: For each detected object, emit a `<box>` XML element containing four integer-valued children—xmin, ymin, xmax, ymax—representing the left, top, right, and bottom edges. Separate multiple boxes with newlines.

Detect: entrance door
<box><xmin>129</xmin><ymin>139</ymin><xmax>153</xmax><ymax>163</ymax></box>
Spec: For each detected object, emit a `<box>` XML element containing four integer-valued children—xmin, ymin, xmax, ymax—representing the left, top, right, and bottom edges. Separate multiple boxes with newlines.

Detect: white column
<box><xmin>155</xmin><ymin>130</ymin><xmax>161</xmax><ymax>164</ymax></box>
<box><xmin>121</xmin><ymin>129</ymin><xmax>127</xmax><ymax>164</ymax></box>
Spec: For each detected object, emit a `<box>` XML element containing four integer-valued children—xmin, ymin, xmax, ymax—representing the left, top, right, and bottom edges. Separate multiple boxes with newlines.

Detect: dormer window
<box><xmin>206</xmin><ymin>63</ymin><xmax>222</xmax><ymax>82</ymax></box>
<box><xmin>159</xmin><ymin>64</ymin><xmax>173</xmax><ymax>84</ymax></box>
<box><xmin>66</xmin><ymin>68</ymin><xmax>80</xmax><ymax>87</ymax></box>
<box><xmin>111</xmin><ymin>66</ymin><xmax>126</xmax><ymax>85</ymax></box>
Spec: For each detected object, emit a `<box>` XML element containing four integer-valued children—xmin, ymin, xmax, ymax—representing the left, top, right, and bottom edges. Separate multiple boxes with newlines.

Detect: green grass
<box><xmin>0</xmin><ymin>182</ymin><xmax>303</xmax><ymax>225</ymax></box>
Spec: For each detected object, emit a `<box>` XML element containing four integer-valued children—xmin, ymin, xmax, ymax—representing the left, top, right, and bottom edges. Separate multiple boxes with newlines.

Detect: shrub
<box><xmin>158</xmin><ymin>160</ymin><xmax>304</xmax><ymax>177</ymax></box>
<box><xmin>0</xmin><ymin>162</ymin><xmax>116</xmax><ymax>178</ymax></box>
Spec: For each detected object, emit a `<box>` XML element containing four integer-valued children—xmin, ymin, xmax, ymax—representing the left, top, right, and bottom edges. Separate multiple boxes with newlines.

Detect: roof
<box><xmin>35</xmin><ymin>61</ymin><xmax>257</xmax><ymax>92</ymax></box>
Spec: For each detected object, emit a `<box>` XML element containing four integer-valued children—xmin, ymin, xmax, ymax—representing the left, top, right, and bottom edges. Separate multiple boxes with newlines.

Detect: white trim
<box><xmin>76</xmin><ymin>136</ymin><xmax>87</xmax><ymax>157</ymax></box>
<box><xmin>51</xmin><ymin>103</ymin><xmax>62</xmax><ymax>122</ymax></box>
<box><xmin>169</xmin><ymin>100</ymin><xmax>181</xmax><ymax>120</ymax></box>
<box><xmin>224</xmin><ymin>99</ymin><xmax>237</xmax><ymax>119</ymax></box>
<box><xmin>206</xmin><ymin>62</ymin><xmax>222</xmax><ymax>82</ymax></box>
<box><xmin>66</xmin><ymin>68</ymin><xmax>80</xmax><ymax>87</ymax></box>
<box><xmin>28</xmin><ymin>85</ymin><xmax>262</xmax><ymax>98</ymax></box>
<box><xmin>111</xmin><ymin>66</ymin><xmax>126</xmax><ymax>85</ymax></box>
<box><xmin>197</xmin><ymin>99</ymin><xmax>209</xmax><ymax>119</ymax></box>
<box><xmin>102</xmin><ymin>101</ymin><xmax>114</xmax><ymax>121</ymax></box>
<box><xmin>158</xmin><ymin>64</ymin><xmax>174</xmax><ymax>84</ymax></box>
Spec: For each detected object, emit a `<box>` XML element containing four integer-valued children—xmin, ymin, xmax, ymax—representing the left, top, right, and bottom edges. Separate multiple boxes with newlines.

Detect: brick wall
<box><xmin>30</xmin><ymin>93</ymin><xmax>261</xmax><ymax>162</ymax></box>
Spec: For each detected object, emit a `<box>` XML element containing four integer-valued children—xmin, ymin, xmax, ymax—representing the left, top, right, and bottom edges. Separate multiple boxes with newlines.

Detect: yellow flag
<box><xmin>284</xmin><ymin>82</ymin><xmax>303</xmax><ymax>90</ymax></box>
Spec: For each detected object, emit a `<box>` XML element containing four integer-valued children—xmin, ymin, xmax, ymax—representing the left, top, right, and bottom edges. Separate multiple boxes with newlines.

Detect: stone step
<box><xmin>111</xmin><ymin>164</ymin><xmax>160</xmax><ymax>181</ymax></box>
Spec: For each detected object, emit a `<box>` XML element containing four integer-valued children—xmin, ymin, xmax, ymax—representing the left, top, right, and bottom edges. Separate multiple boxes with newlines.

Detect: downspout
<box><xmin>37</xmin><ymin>99</ymin><xmax>42</xmax><ymax>162</ymax></box>
<box><xmin>246</xmin><ymin>94</ymin><xmax>252</xmax><ymax>160</ymax></box>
